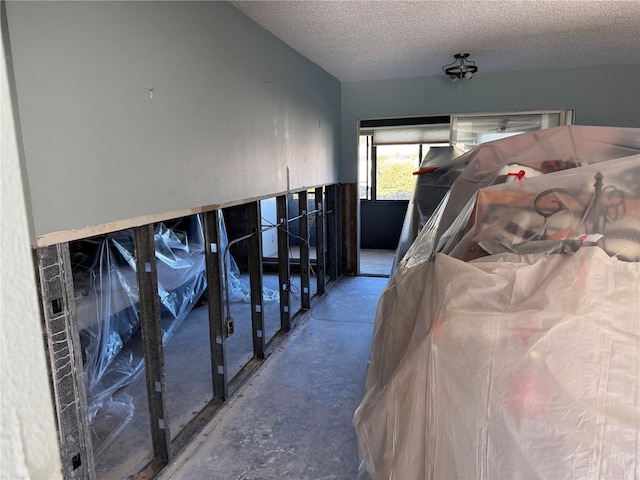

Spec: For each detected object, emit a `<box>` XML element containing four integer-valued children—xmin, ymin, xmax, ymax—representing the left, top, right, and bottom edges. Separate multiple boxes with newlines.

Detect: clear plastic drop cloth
<box><xmin>392</xmin><ymin>146</ymin><xmax>465</xmax><ymax>273</ymax></box>
<box><xmin>433</xmin><ymin>125</ymin><xmax>640</xmax><ymax>249</ymax></box>
<box><xmin>356</xmin><ymin>248</ymin><xmax>640</xmax><ymax>480</ymax></box>
<box><xmin>355</xmin><ymin>126</ymin><xmax>640</xmax><ymax>479</ymax></box>
<box><xmin>444</xmin><ymin>155</ymin><xmax>640</xmax><ymax>262</ymax></box>
<box><xmin>76</xmin><ymin>216</ymin><xmax>208</xmax><ymax>454</ymax></box>
<box><xmin>74</xmin><ymin>212</ymin><xmax>277</xmax><ymax>454</ymax></box>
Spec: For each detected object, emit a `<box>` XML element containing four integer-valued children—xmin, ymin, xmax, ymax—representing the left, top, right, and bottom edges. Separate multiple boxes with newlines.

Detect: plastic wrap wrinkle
<box><xmin>77</xmin><ymin>212</ymin><xmax>280</xmax><ymax>453</ymax></box>
<box><xmin>392</xmin><ymin>145</ymin><xmax>465</xmax><ymax>274</ymax></box>
<box><xmin>448</xmin><ymin>156</ymin><xmax>640</xmax><ymax>262</ymax></box>
<box><xmin>356</xmin><ymin>248</ymin><xmax>640</xmax><ymax>479</ymax></box>
<box><xmin>430</xmin><ymin>126</ymin><xmax>640</xmax><ymax>251</ymax></box>
<box><xmin>76</xmin><ymin>215</ymin><xmax>212</xmax><ymax>452</ymax></box>
<box><xmin>401</xmin><ymin>194</ymin><xmax>449</xmax><ymax>269</ymax></box>
<box><xmin>356</xmin><ymin>127</ymin><xmax>640</xmax><ymax>480</ymax></box>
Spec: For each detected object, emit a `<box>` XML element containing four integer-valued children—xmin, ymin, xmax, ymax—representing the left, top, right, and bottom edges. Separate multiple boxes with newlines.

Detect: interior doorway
<box><xmin>358</xmin><ymin>116</ymin><xmax>450</xmax><ymax>275</ymax></box>
<box><xmin>357</xmin><ymin>110</ymin><xmax>575</xmax><ymax>276</ymax></box>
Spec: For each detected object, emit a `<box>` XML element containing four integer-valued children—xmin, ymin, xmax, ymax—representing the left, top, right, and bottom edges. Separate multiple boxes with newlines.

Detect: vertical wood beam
<box><xmin>202</xmin><ymin>211</ymin><xmax>228</xmax><ymax>401</ymax></box>
<box><xmin>314</xmin><ymin>187</ymin><xmax>326</xmax><ymax>295</ymax></box>
<box><xmin>133</xmin><ymin>225</ymin><xmax>171</xmax><ymax>463</ymax></box>
<box><xmin>276</xmin><ymin>195</ymin><xmax>291</xmax><ymax>331</ymax></box>
<box><xmin>246</xmin><ymin>202</ymin><xmax>265</xmax><ymax>359</ymax></box>
<box><xmin>326</xmin><ymin>184</ymin><xmax>339</xmax><ymax>281</ymax></box>
<box><xmin>298</xmin><ymin>190</ymin><xmax>311</xmax><ymax>309</ymax></box>
<box><xmin>35</xmin><ymin>243</ymin><xmax>96</xmax><ymax>480</ymax></box>
<box><xmin>341</xmin><ymin>183</ymin><xmax>358</xmax><ymax>275</ymax></box>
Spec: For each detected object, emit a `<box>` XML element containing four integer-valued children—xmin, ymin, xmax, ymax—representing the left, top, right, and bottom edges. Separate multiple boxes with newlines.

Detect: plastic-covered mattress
<box><xmin>355</xmin><ymin>126</ymin><xmax>640</xmax><ymax>479</ymax></box>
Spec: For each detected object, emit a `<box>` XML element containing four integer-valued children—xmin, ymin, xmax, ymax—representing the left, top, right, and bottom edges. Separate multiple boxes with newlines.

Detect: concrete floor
<box><xmin>156</xmin><ymin>275</ymin><xmax>388</xmax><ymax>480</ymax></box>
<box><xmin>359</xmin><ymin>249</ymin><xmax>395</xmax><ymax>277</ymax></box>
<box><xmin>93</xmin><ymin>272</ymin><xmax>317</xmax><ymax>479</ymax></box>
<box><xmin>92</xmin><ymin>249</ymin><xmax>393</xmax><ymax>478</ymax></box>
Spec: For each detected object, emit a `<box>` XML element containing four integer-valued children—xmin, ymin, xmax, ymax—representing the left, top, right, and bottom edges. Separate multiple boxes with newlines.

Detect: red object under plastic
<box><xmin>412</xmin><ymin>167</ymin><xmax>439</xmax><ymax>175</ymax></box>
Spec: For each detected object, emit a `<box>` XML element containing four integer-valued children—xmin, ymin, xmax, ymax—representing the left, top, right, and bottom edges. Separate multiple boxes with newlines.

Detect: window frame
<box><xmin>358</xmin><ymin>109</ymin><xmax>575</xmax><ymax>202</ymax></box>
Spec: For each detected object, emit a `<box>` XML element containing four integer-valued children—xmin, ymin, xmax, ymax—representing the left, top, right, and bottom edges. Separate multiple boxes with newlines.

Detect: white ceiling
<box><xmin>231</xmin><ymin>0</ymin><xmax>640</xmax><ymax>82</ymax></box>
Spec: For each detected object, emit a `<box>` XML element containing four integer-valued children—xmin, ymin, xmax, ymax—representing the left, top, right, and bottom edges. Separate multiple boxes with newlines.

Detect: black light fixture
<box><xmin>443</xmin><ymin>53</ymin><xmax>478</xmax><ymax>81</ymax></box>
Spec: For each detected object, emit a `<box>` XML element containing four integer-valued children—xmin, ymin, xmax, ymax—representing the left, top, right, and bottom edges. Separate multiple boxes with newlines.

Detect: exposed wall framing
<box><xmin>326</xmin><ymin>184</ymin><xmax>340</xmax><ymax>281</ymax></box>
<box><xmin>298</xmin><ymin>190</ymin><xmax>311</xmax><ymax>310</ymax></box>
<box><xmin>35</xmin><ymin>243</ymin><xmax>96</xmax><ymax>480</ymax></box>
<box><xmin>315</xmin><ymin>187</ymin><xmax>326</xmax><ymax>296</ymax></box>
<box><xmin>277</xmin><ymin>195</ymin><xmax>292</xmax><ymax>331</ymax></box>
<box><xmin>203</xmin><ymin>210</ymin><xmax>228</xmax><ymax>401</ymax></box>
<box><xmin>35</xmin><ymin>184</ymin><xmax>341</xmax><ymax>479</ymax></box>
<box><xmin>247</xmin><ymin>201</ymin><xmax>266</xmax><ymax>360</ymax></box>
<box><xmin>133</xmin><ymin>225</ymin><xmax>172</xmax><ymax>465</ymax></box>
<box><xmin>341</xmin><ymin>183</ymin><xmax>358</xmax><ymax>275</ymax></box>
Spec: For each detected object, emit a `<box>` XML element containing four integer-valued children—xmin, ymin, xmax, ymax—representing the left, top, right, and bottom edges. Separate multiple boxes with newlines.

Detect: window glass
<box><xmin>375</xmin><ymin>145</ymin><xmax>420</xmax><ymax>200</ymax></box>
<box><xmin>358</xmin><ymin>135</ymin><xmax>372</xmax><ymax>200</ymax></box>
<box><xmin>452</xmin><ymin>112</ymin><xmax>566</xmax><ymax>151</ymax></box>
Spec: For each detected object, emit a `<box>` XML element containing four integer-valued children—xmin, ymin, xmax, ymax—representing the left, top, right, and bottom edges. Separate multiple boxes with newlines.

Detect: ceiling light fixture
<box><xmin>443</xmin><ymin>53</ymin><xmax>478</xmax><ymax>81</ymax></box>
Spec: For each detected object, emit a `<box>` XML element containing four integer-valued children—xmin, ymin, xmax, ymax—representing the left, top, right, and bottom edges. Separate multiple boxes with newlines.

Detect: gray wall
<box><xmin>1</xmin><ymin>18</ymin><xmax>62</xmax><ymax>478</ymax></box>
<box><xmin>341</xmin><ymin>64</ymin><xmax>640</xmax><ymax>181</ymax></box>
<box><xmin>6</xmin><ymin>1</ymin><xmax>341</xmax><ymax>241</ymax></box>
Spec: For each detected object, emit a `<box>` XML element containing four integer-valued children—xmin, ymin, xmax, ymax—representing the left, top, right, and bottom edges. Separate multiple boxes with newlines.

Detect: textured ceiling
<box><xmin>232</xmin><ymin>1</ymin><xmax>640</xmax><ymax>82</ymax></box>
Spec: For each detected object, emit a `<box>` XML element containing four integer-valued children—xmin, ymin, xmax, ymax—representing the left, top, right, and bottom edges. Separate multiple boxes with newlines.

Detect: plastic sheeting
<box><xmin>74</xmin><ymin>213</ymin><xmax>278</xmax><ymax>454</ymax></box>
<box><xmin>392</xmin><ymin>146</ymin><xmax>465</xmax><ymax>273</ymax></box>
<box><xmin>445</xmin><ymin>156</ymin><xmax>640</xmax><ymax>262</ymax></box>
<box><xmin>434</xmin><ymin>125</ymin><xmax>640</xmax><ymax>248</ymax></box>
<box><xmin>355</xmin><ymin>126</ymin><xmax>640</xmax><ymax>479</ymax></box>
<box><xmin>357</xmin><ymin>248</ymin><xmax>640</xmax><ymax>479</ymax></box>
<box><xmin>75</xmin><ymin>216</ymin><xmax>208</xmax><ymax>454</ymax></box>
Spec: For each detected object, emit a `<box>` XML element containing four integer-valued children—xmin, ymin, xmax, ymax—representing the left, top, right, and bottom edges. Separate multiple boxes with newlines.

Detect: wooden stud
<box><xmin>133</xmin><ymin>225</ymin><xmax>171</xmax><ymax>463</ymax></box>
<box><xmin>314</xmin><ymin>187</ymin><xmax>326</xmax><ymax>295</ymax></box>
<box><xmin>298</xmin><ymin>190</ymin><xmax>311</xmax><ymax>309</ymax></box>
<box><xmin>326</xmin><ymin>184</ymin><xmax>339</xmax><ymax>280</ymax></box>
<box><xmin>276</xmin><ymin>195</ymin><xmax>291</xmax><ymax>331</ymax></box>
<box><xmin>246</xmin><ymin>202</ymin><xmax>265</xmax><ymax>359</ymax></box>
<box><xmin>35</xmin><ymin>243</ymin><xmax>96</xmax><ymax>480</ymax></box>
<box><xmin>202</xmin><ymin>211</ymin><xmax>228</xmax><ymax>401</ymax></box>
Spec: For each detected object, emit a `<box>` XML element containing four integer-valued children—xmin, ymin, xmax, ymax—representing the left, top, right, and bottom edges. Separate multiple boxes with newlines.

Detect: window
<box><xmin>451</xmin><ymin>110</ymin><xmax>575</xmax><ymax>151</ymax></box>
<box><xmin>375</xmin><ymin>144</ymin><xmax>420</xmax><ymax>200</ymax></box>
<box><xmin>359</xmin><ymin>135</ymin><xmax>372</xmax><ymax>200</ymax></box>
<box><xmin>359</xmin><ymin>111</ymin><xmax>575</xmax><ymax>201</ymax></box>
<box><xmin>360</xmin><ymin>137</ymin><xmax>442</xmax><ymax>201</ymax></box>
<box><xmin>359</xmin><ymin>117</ymin><xmax>452</xmax><ymax>202</ymax></box>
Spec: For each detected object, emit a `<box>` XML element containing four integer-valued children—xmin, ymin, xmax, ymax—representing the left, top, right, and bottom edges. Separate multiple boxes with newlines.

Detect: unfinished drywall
<box><xmin>5</xmin><ymin>1</ymin><xmax>340</xmax><ymax>242</ymax></box>
<box><xmin>341</xmin><ymin>64</ymin><xmax>640</xmax><ymax>181</ymax></box>
<box><xmin>0</xmin><ymin>18</ymin><xmax>62</xmax><ymax>479</ymax></box>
